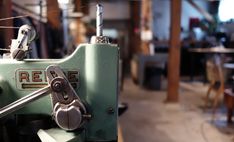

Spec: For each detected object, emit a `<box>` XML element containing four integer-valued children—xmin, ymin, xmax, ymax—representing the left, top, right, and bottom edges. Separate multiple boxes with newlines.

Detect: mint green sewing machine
<box><xmin>0</xmin><ymin>4</ymin><xmax>118</xmax><ymax>142</ymax></box>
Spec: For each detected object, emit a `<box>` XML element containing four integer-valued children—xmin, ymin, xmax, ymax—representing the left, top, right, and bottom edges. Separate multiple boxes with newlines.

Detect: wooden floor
<box><xmin>119</xmin><ymin>78</ymin><xmax>234</xmax><ymax>142</ymax></box>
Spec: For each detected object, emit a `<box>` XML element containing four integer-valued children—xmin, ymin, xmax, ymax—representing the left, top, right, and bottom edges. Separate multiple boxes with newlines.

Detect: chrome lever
<box><xmin>0</xmin><ymin>85</ymin><xmax>51</xmax><ymax>118</ymax></box>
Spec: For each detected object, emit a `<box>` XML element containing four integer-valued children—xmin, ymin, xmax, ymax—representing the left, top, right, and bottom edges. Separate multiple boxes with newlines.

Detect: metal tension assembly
<box><xmin>8</xmin><ymin>25</ymin><xmax>36</xmax><ymax>60</ymax></box>
<box><xmin>0</xmin><ymin>65</ymin><xmax>89</xmax><ymax>131</ymax></box>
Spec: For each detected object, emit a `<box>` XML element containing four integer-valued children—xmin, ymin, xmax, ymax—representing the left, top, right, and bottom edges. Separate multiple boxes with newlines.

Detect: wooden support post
<box><xmin>166</xmin><ymin>0</ymin><xmax>182</xmax><ymax>102</ymax></box>
<box><xmin>129</xmin><ymin>1</ymin><xmax>141</xmax><ymax>56</ymax></box>
<box><xmin>47</xmin><ymin>0</ymin><xmax>60</xmax><ymax>29</ymax></box>
<box><xmin>73</xmin><ymin>0</ymin><xmax>87</xmax><ymax>45</ymax></box>
<box><xmin>40</xmin><ymin>0</ymin><xmax>60</xmax><ymax>58</ymax></box>
<box><xmin>187</xmin><ymin>0</ymin><xmax>214</xmax><ymax>23</ymax></box>
<box><xmin>0</xmin><ymin>0</ymin><xmax>13</xmax><ymax>49</ymax></box>
<box><xmin>141</xmin><ymin>0</ymin><xmax>152</xmax><ymax>55</ymax></box>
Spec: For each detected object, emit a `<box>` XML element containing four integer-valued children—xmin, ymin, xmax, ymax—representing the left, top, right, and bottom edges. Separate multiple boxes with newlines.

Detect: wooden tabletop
<box><xmin>189</xmin><ymin>46</ymin><xmax>234</xmax><ymax>53</ymax></box>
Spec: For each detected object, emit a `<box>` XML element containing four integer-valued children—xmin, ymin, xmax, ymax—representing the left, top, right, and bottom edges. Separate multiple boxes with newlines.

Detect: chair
<box><xmin>205</xmin><ymin>58</ymin><xmax>225</xmax><ymax>118</ymax></box>
<box><xmin>224</xmin><ymin>89</ymin><xmax>234</xmax><ymax>123</ymax></box>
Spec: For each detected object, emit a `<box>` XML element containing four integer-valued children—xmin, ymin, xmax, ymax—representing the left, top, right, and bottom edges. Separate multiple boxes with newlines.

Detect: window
<box><xmin>218</xmin><ymin>0</ymin><xmax>234</xmax><ymax>22</ymax></box>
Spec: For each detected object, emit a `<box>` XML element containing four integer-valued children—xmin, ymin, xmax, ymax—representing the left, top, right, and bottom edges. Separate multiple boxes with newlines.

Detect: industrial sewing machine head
<box><xmin>0</xmin><ymin>4</ymin><xmax>118</xmax><ymax>142</ymax></box>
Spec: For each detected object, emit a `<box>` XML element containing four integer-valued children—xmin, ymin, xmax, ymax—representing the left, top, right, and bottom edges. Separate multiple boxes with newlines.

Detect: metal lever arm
<box><xmin>0</xmin><ymin>85</ymin><xmax>51</xmax><ymax>118</ymax></box>
<box><xmin>10</xmin><ymin>25</ymin><xmax>36</xmax><ymax>60</ymax></box>
<box><xmin>46</xmin><ymin>65</ymin><xmax>87</xmax><ymax>130</ymax></box>
<box><xmin>0</xmin><ymin>65</ymin><xmax>87</xmax><ymax>131</ymax></box>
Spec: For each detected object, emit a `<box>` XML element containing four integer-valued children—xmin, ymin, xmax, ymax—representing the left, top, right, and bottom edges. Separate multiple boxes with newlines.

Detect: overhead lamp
<box><xmin>57</xmin><ymin>0</ymin><xmax>70</xmax><ymax>4</ymax></box>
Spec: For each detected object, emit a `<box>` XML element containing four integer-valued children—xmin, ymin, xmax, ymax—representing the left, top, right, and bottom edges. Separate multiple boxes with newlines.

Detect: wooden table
<box><xmin>189</xmin><ymin>46</ymin><xmax>234</xmax><ymax>53</ymax></box>
<box><xmin>188</xmin><ymin>46</ymin><xmax>234</xmax><ymax>81</ymax></box>
<box><xmin>189</xmin><ymin>47</ymin><xmax>234</xmax><ymax>120</ymax></box>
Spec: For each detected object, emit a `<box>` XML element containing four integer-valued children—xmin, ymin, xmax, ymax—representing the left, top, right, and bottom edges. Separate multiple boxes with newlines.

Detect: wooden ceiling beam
<box><xmin>187</xmin><ymin>0</ymin><xmax>214</xmax><ymax>23</ymax></box>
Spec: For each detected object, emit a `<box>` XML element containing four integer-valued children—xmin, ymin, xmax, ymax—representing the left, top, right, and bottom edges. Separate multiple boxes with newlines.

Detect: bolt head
<box><xmin>51</xmin><ymin>78</ymin><xmax>66</xmax><ymax>92</ymax></box>
<box><xmin>107</xmin><ymin>107</ymin><xmax>115</xmax><ymax>114</ymax></box>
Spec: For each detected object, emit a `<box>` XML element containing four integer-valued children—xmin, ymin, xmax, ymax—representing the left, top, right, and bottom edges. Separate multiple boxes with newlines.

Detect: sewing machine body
<box><xmin>0</xmin><ymin>43</ymin><xmax>119</xmax><ymax>142</ymax></box>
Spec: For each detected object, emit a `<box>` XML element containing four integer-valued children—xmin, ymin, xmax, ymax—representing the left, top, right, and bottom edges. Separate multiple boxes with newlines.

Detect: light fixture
<box><xmin>218</xmin><ymin>0</ymin><xmax>234</xmax><ymax>22</ymax></box>
<box><xmin>57</xmin><ymin>0</ymin><xmax>70</xmax><ymax>4</ymax></box>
